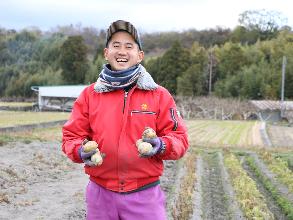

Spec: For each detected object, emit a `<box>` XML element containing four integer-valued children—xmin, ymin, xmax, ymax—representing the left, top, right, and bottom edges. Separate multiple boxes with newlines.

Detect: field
<box><xmin>1</xmin><ymin>112</ymin><xmax>293</xmax><ymax>219</ymax></box>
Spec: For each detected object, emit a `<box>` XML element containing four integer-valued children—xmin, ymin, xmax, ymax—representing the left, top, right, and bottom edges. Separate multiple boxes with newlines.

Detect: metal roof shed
<box><xmin>31</xmin><ymin>85</ymin><xmax>87</xmax><ymax>111</ymax></box>
<box><xmin>250</xmin><ymin>100</ymin><xmax>293</xmax><ymax>123</ymax></box>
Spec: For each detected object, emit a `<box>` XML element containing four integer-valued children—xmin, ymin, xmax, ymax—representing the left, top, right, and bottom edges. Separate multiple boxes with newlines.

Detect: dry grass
<box><xmin>0</xmin><ymin>111</ymin><xmax>69</xmax><ymax>127</ymax></box>
<box><xmin>186</xmin><ymin>119</ymin><xmax>262</xmax><ymax>148</ymax></box>
<box><xmin>0</xmin><ymin>126</ymin><xmax>63</xmax><ymax>144</ymax></box>
<box><xmin>0</xmin><ymin>102</ymin><xmax>34</xmax><ymax>107</ymax></box>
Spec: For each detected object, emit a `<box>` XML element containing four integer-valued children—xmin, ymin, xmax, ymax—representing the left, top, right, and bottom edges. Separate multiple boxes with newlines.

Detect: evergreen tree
<box><xmin>60</xmin><ymin>36</ymin><xmax>89</xmax><ymax>84</ymax></box>
<box><xmin>155</xmin><ymin>41</ymin><xmax>191</xmax><ymax>94</ymax></box>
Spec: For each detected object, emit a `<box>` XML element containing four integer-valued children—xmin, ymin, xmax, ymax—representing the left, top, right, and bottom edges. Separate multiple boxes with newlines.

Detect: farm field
<box><xmin>0</xmin><ymin>102</ymin><xmax>34</xmax><ymax>107</ymax></box>
<box><xmin>1</xmin><ymin>115</ymin><xmax>293</xmax><ymax>219</ymax></box>
<box><xmin>0</xmin><ymin>111</ymin><xmax>69</xmax><ymax>127</ymax></box>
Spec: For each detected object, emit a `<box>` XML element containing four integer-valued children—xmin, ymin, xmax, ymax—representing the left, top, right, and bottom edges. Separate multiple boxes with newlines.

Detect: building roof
<box><xmin>31</xmin><ymin>85</ymin><xmax>87</xmax><ymax>98</ymax></box>
<box><xmin>250</xmin><ymin>100</ymin><xmax>293</xmax><ymax>111</ymax></box>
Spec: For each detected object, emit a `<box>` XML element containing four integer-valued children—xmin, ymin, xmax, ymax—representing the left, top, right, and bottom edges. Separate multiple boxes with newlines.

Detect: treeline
<box><xmin>0</xmin><ymin>10</ymin><xmax>293</xmax><ymax>99</ymax></box>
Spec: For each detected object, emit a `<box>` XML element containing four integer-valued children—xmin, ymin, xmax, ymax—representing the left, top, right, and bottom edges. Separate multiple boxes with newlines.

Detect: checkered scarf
<box><xmin>98</xmin><ymin>64</ymin><xmax>141</xmax><ymax>90</ymax></box>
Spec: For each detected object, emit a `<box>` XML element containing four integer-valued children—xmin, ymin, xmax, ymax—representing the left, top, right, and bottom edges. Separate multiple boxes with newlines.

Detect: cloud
<box><xmin>0</xmin><ymin>0</ymin><xmax>292</xmax><ymax>32</ymax></box>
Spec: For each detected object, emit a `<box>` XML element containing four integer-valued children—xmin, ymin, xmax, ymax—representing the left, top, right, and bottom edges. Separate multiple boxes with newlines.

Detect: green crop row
<box><xmin>260</xmin><ymin>152</ymin><xmax>293</xmax><ymax>193</ymax></box>
<box><xmin>246</xmin><ymin>155</ymin><xmax>293</xmax><ymax>219</ymax></box>
<box><xmin>224</xmin><ymin>153</ymin><xmax>274</xmax><ymax>219</ymax></box>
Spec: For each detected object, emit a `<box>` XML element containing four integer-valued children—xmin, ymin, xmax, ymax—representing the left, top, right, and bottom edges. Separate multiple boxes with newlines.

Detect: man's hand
<box><xmin>78</xmin><ymin>139</ymin><xmax>97</xmax><ymax>166</ymax></box>
<box><xmin>140</xmin><ymin>137</ymin><xmax>164</xmax><ymax>157</ymax></box>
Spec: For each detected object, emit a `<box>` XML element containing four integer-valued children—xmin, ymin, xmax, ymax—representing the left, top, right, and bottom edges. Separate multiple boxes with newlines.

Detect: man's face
<box><xmin>104</xmin><ymin>31</ymin><xmax>144</xmax><ymax>71</ymax></box>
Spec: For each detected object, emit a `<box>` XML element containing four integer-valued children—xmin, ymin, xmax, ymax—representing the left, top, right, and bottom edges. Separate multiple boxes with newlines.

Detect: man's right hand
<box><xmin>78</xmin><ymin>140</ymin><xmax>97</xmax><ymax>166</ymax></box>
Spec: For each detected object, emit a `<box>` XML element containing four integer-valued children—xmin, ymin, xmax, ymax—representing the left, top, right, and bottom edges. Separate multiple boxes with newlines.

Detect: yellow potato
<box><xmin>138</xmin><ymin>142</ymin><xmax>153</xmax><ymax>154</ymax></box>
<box><xmin>83</xmin><ymin>141</ymin><xmax>99</xmax><ymax>153</ymax></box>
<box><xmin>136</xmin><ymin>139</ymin><xmax>143</xmax><ymax>147</ymax></box>
<box><xmin>91</xmin><ymin>153</ymin><xmax>103</xmax><ymax>166</ymax></box>
<box><xmin>142</xmin><ymin>127</ymin><xmax>157</xmax><ymax>139</ymax></box>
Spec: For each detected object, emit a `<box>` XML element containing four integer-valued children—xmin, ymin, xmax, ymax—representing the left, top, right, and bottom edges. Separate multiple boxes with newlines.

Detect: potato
<box><xmin>142</xmin><ymin>127</ymin><xmax>157</xmax><ymax>139</ymax></box>
<box><xmin>137</xmin><ymin>142</ymin><xmax>153</xmax><ymax>154</ymax></box>
<box><xmin>91</xmin><ymin>153</ymin><xmax>103</xmax><ymax>166</ymax></box>
<box><xmin>136</xmin><ymin>139</ymin><xmax>143</xmax><ymax>147</ymax></box>
<box><xmin>83</xmin><ymin>141</ymin><xmax>99</xmax><ymax>153</ymax></box>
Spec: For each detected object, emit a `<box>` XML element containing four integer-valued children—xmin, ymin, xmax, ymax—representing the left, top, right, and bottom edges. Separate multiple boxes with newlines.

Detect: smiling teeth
<box><xmin>117</xmin><ymin>58</ymin><xmax>127</xmax><ymax>62</ymax></box>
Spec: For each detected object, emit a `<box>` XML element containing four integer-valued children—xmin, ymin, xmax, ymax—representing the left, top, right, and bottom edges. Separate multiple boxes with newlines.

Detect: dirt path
<box><xmin>200</xmin><ymin>151</ymin><xmax>237</xmax><ymax>220</ymax></box>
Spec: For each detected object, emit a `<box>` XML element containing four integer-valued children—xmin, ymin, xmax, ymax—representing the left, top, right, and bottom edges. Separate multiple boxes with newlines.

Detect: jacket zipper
<box><xmin>123</xmin><ymin>91</ymin><xmax>128</xmax><ymax>113</ymax></box>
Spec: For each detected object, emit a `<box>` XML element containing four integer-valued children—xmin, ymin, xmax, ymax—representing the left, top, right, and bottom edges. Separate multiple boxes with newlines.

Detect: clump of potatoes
<box><xmin>136</xmin><ymin>127</ymin><xmax>157</xmax><ymax>155</ymax></box>
<box><xmin>83</xmin><ymin>141</ymin><xmax>103</xmax><ymax>166</ymax></box>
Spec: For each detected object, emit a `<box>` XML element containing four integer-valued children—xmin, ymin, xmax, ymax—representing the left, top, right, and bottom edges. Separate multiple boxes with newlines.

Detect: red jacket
<box><xmin>62</xmin><ymin>67</ymin><xmax>189</xmax><ymax>193</ymax></box>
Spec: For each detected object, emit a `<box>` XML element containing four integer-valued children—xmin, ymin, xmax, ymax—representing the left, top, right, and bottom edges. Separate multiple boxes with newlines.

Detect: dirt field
<box><xmin>0</xmin><ymin>141</ymin><xmax>179</xmax><ymax>220</ymax></box>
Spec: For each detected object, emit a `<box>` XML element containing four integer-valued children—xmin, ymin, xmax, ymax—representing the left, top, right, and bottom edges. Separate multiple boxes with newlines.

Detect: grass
<box><xmin>187</xmin><ymin>120</ymin><xmax>259</xmax><ymax>148</ymax></box>
<box><xmin>0</xmin><ymin>111</ymin><xmax>70</xmax><ymax>127</ymax></box>
<box><xmin>172</xmin><ymin>149</ymin><xmax>197</xmax><ymax>220</ymax></box>
<box><xmin>0</xmin><ymin>126</ymin><xmax>63</xmax><ymax>145</ymax></box>
<box><xmin>0</xmin><ymin>102</ymin><xmax>34</xmax><ymax>107</ymax></box>
<box><xmin>246</xmin><ymin>155</ymin><xmax>293</xmax><ymax>219</ymax></box>
<box><xmin>224</xmin><ymin>152</ymin><xmax>274</xmax><ymax>219</ymax></box>
<box><xmin>260</xmin><ymin>151</ymin><xmax>293</xmax><ymax>193</ymax></box>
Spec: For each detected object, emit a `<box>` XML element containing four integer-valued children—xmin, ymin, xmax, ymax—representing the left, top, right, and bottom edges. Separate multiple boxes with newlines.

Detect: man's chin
<box><xmin>113</xmin><ymin>63</ymin><xmax>130</xmax><ymax>71</ymax></box>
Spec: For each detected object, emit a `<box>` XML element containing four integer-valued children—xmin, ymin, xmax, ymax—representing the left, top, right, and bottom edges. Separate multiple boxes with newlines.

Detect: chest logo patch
<box><xmin>141</xmin><ymin>103</ymin><xmax>148</xmax><ymax>111</ymax></box>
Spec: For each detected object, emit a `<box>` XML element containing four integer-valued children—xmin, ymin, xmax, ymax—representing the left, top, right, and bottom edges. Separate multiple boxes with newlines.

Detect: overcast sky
<box><xmin>0</xmin><ymin>0</ymin><xmax>292</xmax><ymax>33</ymax></box>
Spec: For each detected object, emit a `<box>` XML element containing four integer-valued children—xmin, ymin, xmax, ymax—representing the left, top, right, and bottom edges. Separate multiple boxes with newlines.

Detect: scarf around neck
<box><xmin>98</xmin><ymin>64</ymin><xmax>141</xmax><ymax>90</ymax></box>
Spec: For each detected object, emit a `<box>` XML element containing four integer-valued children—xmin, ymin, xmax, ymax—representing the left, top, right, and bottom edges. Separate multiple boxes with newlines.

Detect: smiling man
<box><xmin>62</xmin><ymin>20</ymin><xmax>189</xmax><ymax>220</ymax></box>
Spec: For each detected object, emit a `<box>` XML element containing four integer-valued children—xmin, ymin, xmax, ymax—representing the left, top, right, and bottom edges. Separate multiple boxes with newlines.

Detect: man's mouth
<box><xmin>116</xmin><ymin>58</ymin><xmax>128</xmax><ymax>63</ymax></box>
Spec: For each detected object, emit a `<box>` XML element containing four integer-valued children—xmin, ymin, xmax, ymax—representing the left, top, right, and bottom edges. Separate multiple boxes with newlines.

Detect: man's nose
<box><xmin>117</xmin><ymin>47</ymin><xmax>127</xmax><ymax>55</ymax></box>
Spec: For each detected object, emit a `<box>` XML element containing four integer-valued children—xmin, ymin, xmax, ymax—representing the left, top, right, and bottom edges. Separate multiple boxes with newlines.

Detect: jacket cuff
<box><xmin>157</xmin><ymin>137</ymin><xmax>171</xmax><ymax>159</ymax></box>
<box><xmin>74</xmin><ymin>145</ymin><xmax>83</xmax><ymax>163</ymax></box>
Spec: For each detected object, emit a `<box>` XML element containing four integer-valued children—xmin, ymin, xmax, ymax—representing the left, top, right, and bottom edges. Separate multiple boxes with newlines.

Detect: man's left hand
<box><xmin>141</xmin><ymin>137</ymin><xmax>164</xmax><ymax>157</ymax></box>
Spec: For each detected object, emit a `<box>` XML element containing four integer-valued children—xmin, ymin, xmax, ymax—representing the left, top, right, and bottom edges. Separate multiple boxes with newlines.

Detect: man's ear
<box><xmin>138</xmin><ymin>51</ymin><xmax>144</xmax><ymax>63</ymax></box>
<box><xmin>104</xmin><ymin>48</ymin><xmax>109</xmax><ymax>60</ymax></box>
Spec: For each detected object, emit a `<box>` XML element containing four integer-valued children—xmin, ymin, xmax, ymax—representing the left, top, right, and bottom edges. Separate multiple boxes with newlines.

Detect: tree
<box><xmin>177</xmin><ymin>64</ymin><xmax>205</xmax><ymax>96</ymax></box>
<box><xmin>60</xmin><ymin>36</ymin><xmax>89</xmax><ymax>84</ymax></box>
<box><xmin>215</xmin><ymin>42</ymin><xmax>247</xmax><ymax>80</ymax></box>
<box><xmin>154</xmin><ymin>41</ymin><xmax>191</xmax><ymax>94</ymax></box>
<box><xmin>238</xmin><ymin>9</ymin><xmax>287</xmax><ymax>40</ymax></box>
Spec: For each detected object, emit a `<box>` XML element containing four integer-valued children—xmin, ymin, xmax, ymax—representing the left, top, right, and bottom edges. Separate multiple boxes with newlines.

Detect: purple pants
<box><xmin>86</xmin><ymin>180</ymin><xmax>167</xmax><ymax>220</ymax></box>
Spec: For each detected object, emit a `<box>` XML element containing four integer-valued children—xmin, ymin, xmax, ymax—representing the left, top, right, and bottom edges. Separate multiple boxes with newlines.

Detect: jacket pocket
<box><xmin>129</xmin><ymin>110</ymin><xmax>157</xmax><ymax>128</ymax></box>
<box><xmin>130</xmin><ymin>110</ymin><xmax>157</xmax><ymax>116</ymax></box>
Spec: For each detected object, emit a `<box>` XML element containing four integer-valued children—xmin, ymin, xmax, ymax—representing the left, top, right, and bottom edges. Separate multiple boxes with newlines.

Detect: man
<box><xmin>62</xmin><ymin>20</ymin><xmax>189</xmax><ymax>220</ymax></box>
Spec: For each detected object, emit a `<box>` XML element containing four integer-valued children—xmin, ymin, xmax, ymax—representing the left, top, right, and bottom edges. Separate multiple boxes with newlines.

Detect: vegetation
<box><xmin>260</xmin><ymin>151</ymin><xmax>293</xmax><ymax>193</ymax></box>
<box><xmin>0</xmin><ymin>126</ymin><xmax>62</xmax><ymax>145</ymax></box>
<box><xmin>246</xmin><ymin>155</ymin><xmax>293</xmax><ymax>218</ymax></box>
<box><xmin>186</xmin><ymin>120</ymin><xmax>261</xmax><ymax>148</ymax></box>
<box><xmin>0</xmin><ymin>111</ymin><xmax>69</xmax><ymax>127</ymax></box>
<box><xmin>0</xmin><ymin>9</ymin><xmax>292</xmax><ymax>99</ymax></box>
<box><xmin>224</xmin><ymin>153</ymin><xmax>274</xmax><ymax>219</ymax></box>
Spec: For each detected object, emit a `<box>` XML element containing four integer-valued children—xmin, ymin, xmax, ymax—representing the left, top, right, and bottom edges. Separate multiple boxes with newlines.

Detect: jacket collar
<box><xmin>94</xmin><ymin>65</ymin><xmax>158</xmax><ymax>93</ymax></box>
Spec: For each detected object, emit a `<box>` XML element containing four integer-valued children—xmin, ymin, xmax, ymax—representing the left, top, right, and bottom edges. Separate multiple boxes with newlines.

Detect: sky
<box><xmin>0</xmin><ymin>0</ymin><xmax>292</xmax><ymax>33</ymax></box>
